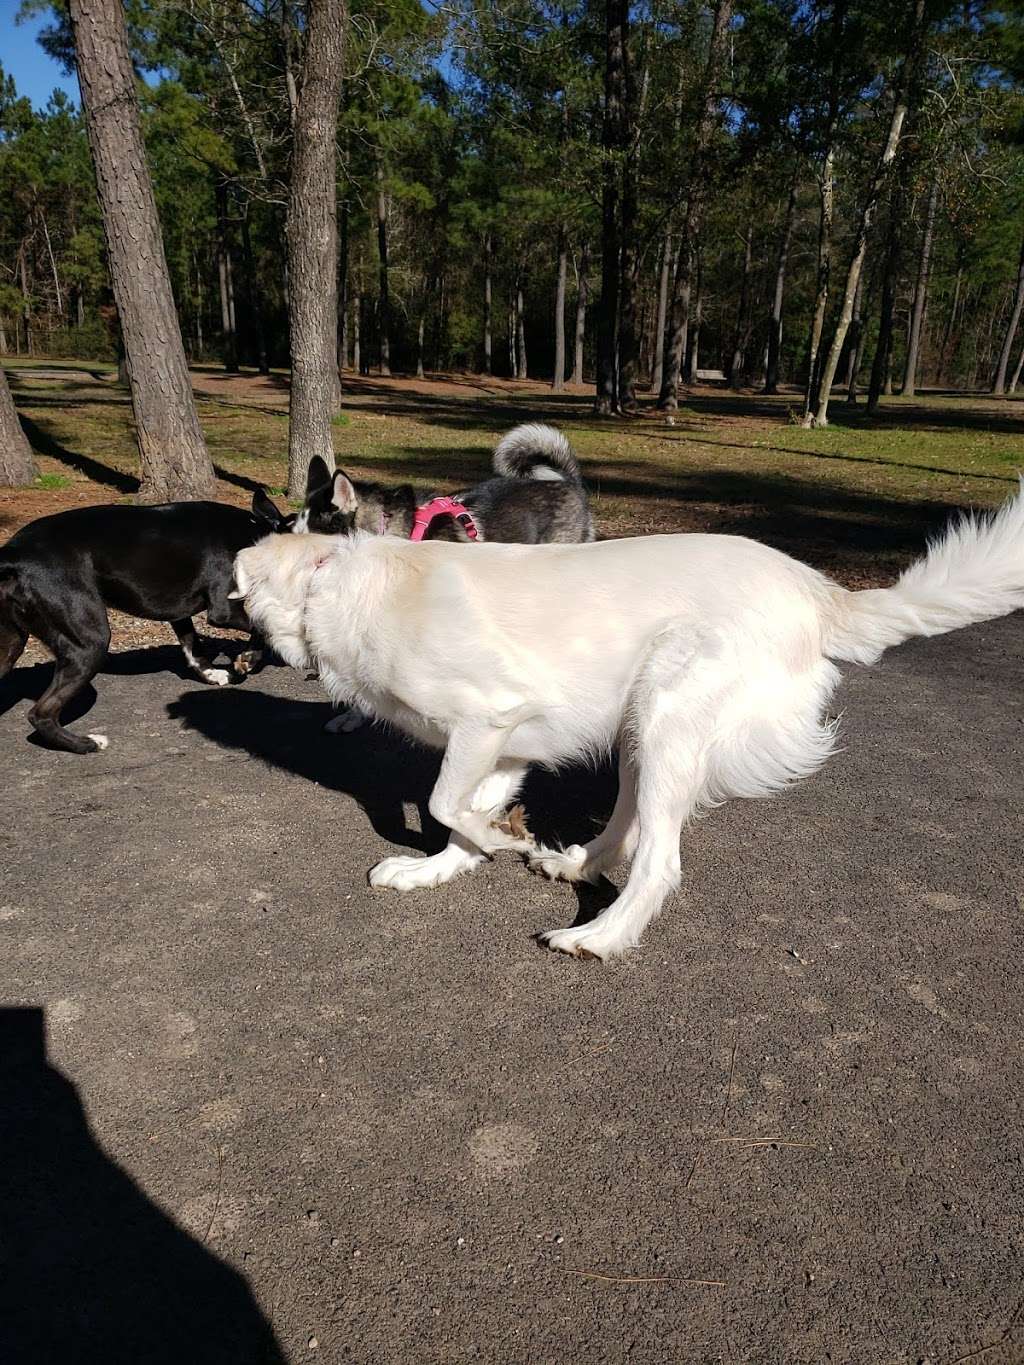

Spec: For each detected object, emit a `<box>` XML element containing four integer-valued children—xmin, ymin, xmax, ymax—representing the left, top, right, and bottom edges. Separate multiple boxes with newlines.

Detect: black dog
<box><xmin>0</xmin><ymin>489</ymin><xmax>292</xmax><ymax>753</ymax></box>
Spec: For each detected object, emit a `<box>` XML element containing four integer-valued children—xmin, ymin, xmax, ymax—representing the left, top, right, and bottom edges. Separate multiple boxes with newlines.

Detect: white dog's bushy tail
<box><xmin>825</xmin><ymin>478</ymin><xmax>1024</xmax><ymax>665</ymax></box>
<box><xmin>493</xmin><ymin>423</ymin><xmax>583</xmax><ymax>483</ymax></box>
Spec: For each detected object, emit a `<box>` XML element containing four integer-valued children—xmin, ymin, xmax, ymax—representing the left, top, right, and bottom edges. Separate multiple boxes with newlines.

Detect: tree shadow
<box><xmin>167</xmin><ymin>685</ymin><xmax>617</xmax><ymax>856</ymax></box>
<box><xmin>0</xmin><ymin>1006</ymin><xmax>284</xmax><ymax>1365</ymax></box>
<box><xmin>17</xmin><ymin>414</ymin><xmax>138</xmax><ymax>494</ymax></box>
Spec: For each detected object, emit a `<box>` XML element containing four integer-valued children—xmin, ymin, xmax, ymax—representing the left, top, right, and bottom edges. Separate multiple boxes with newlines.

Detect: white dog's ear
<box><xmin>331</xmin><ymin>471</ymin><xmax>358</xmax><ymax>514</ymax></box>
<box><xmin>229</xmin><ymin>553</ymin><xmax>251</xmax><ymax>601</ymax></box>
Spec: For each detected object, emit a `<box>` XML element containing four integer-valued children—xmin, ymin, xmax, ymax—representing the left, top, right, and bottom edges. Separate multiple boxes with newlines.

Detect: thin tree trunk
<box><xmin>416</xmin><ymin>284</ymin><xmax>426</xmax><ymax>379</ymax></box>
<box><xmin>594</xmin><ymin>0</ymin><xmax>626</xmax><ymax>414</ymax></box>
<box><xmin>375</xmin><ymin>161</ymin><xmax>391</xmax><ymax>378</ymax></box>
<box><xmin>241</xmin><ymin>215</ymin><xmax>269</xmax><ymax>375</ymax></box>
<box><xmin>651</xmin><ymin>232</ymin><xmax>672</xmax><ymax>394</ymax></box>
<box><xmin>483</xmin><ymin>231</ymin><xmax>492</xmax><ymax>375</ymax></box>
<box><xmin>902</xmin><ymin>176</ymin><xmax>939</xmax><ymax>396</ymax></box>
<box><xmin>352</xmin><ymin>287</ymin><xmax>361</xmax><ymax>374</ymax></box>
<box><xmin>868</xmin><ymin>192</ymin><xmax>902</xmax><ymax>413</ymax></box>
<box><xmin>552</xmin><ymin>229</ymin><xmax>567</xmax><ymax>391</ymax></box>
<box><xmin>572</xmin><ymin>243</ymin><xmax>589</xmax><ymax>385</ymax></box>
<box><xmin>516</xmin><ymin>275</ymin><xmax>527</xmax><ymax>380</ymax></box>
<box><xmin>728</xmin><ymin>222</ymin><xmax>754</xmax><ymax>387</ymax></box>
<box><xmin>617</xmin><ymin>9</ymin><xmax>640</xmax><ymax>412</ymax></box>
<box><xmin>39</xmin><ymin>209</ymin><xmax>63</xmax><ymax>318</ymax></box>
<box><xmin>1009</xmin><ymin>340</ymin><xmax>1024</xmax><ymax>394</ymax></box>
<box><xmin>285</xmin><ymin>0</ymin><xmax>345</xmax><ymax>498</ymax></box>
<box><xmin>938</xmin><ymin>260</ymin><xmax>963</xmax><ymax>384</ymax></box>
<box><xmin>801</xmin><ymin>146</ymin><xmax>835</xmax><ymax>420</ymax></box>
<box><xmin>68</xmin><ymin>0</ymin><xmax>215</xmax><ymax>500</ymax></box>
<box><xmin>685</xmin><ymin>251</ymin><xmax>703</xmax><ymax>383</ymax></box>
<box><xmin>806</xmin><ymin>79</ymin><xmax>911</xmax><ymax>427</ymax></box>
<box><xmin>216</xmin><ymin>185</ymin><xmax>238</xmax><ymax>372</ymax></box>
<box><xmin>0</xmin><ymin>364</ymin><xmax>37</xmax><ymax>485</ymax></box>
<box><xmin>658</xmin><ymin>0</ymin><xmax>733</xmax><ymax>410</ymax></box>
<box><xmin>845</xmin><ymin>271</ymin><xmax>866</xmax><ymax>404</ymax></box>
<box><xmin>19</xmin><ymin>244</ymin><xmax>32</xmax><ymax>358</ymax></box>
<box><xmin>337</xmin><ymin>199</ymin><xmax>349</xmax><ymax>375</ymax></box>
<box><xmin>764</xmin><ymin>172</ymin><xmax>798</xmax><ymax>394</ymax></box>
<box><xmin>992</xmin><ymin>232</ymin><xmax>1024</xmax><ymax>395</ymax></box>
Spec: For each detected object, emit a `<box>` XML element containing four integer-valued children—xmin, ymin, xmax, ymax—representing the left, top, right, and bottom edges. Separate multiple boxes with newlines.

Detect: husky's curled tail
<box><xmin>826</xmin><ymin>478</ymin><xmax>1024</xmax><ymax>665</ymax></box>
<box><xmin>493</xmin><ymin>424</ymin><xmax>585</xmax><ymax>485</ymax></box>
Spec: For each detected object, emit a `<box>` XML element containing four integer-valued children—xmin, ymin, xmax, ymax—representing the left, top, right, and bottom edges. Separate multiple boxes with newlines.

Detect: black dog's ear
<box><xmin>331</xmin><ymin>470</ymin><xmax>358</xmax><ymax>514</ymax></box>
<box><xmin>251</xmin><ymin>486</ymin><xmax>287</xmax><ymax>531</ymax></box>
<box><xmin>305</xmin><ymin>455</ymin><xmax>333</xmax><ymax>500</ymax></box>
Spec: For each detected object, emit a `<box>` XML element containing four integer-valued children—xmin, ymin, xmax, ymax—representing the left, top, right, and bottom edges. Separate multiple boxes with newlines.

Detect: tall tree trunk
<box><xmin>572</xmin><ymin>244</ymin><xmax>589</xmax><ymax>385</ymax></box>
<box><xmin>516</xmin><ymin>275</ymin><xmax>527</xmax><ymax>380</ymax></box>
<box><xmin>764</xmin><ymin>173</ymin><xmax>798</xmax><ymax>395</ymax></box>
<box><xmin>0</xmin><ymin>364</ymin><xmax>37</xmax><ymax>486</ymax></box>
<box><xmin>375</xmin><ymin>161</ymin><xmax>391</xmax><ymax>378</ymax></box>
<box><xmin>938</xmin><ymin>260</ymin><xmax>963</xmax><ymax>384</ymax></box>
<box><xmin>216</xmin><ymin>185</ymin><xmax>238</xmax><ymax>372</ymax></box>
<box><xmin>552</xmin><ymin>229</ymin><xmax>567</xmax><ymax>391</ymax></box>
<box><xmin>684</xmin><ymin>250</ymin><xmax>703</xmax><ymax>383</ymax></box>
<box><xmin>483</xmin><ymin>232</ymin><xmax>492</xmax><ymax>375</ymax></box>
<box><xmin>992</xmin><ymin>232</ymin><xmax>1024</xmax><ymax>395</ymax></box>
<box><xmin>1009</xmin><ymin>340</ymin><xmax>1024</xmax><ymax>394</ymax></box>
<box><xmin>801</xmin><ymin>146</ymin><xmax>835</xmax><ymax>420</ymax></box>
<box><xmin>728</xmin><ymin>222</ymin><xmax>754</xmax><ymax>387</ymax></box>
<box><xmin>868</xmin><ymin>192</ymin><xmax>903</xmax><ymax>413</ymax></box>
<box><xmin>617</xmin><ymin>11</ymin><xmax>640</xmax><ymax>412</ymax></box>
<box><xmin>68</xmin><ymin>0</ymin><xmax>215</xmax><ymax>500</ymax></box>
<box><xmin>19</xmin><ymin>243</ymin><xmax>33</xmax><ymax>358</ymax></box>
<box><xmin>805</xmin><ymin>75</ymin><xmax>912</xmax><ymax>427</ymax></box>
<box><xmin>594</xmin><ymin>0</ymin><xmax>626</xmax><ymax>414</ymax></box>
<box><xmin>241</xmin><ymin>216</ymin><xmax>269</xmax><ymax>375</ymax></box>
<box><xmin>285</xmin><ymin>0</ymin><xmax>345</xmax><ymax>497</ymax></box>
<box><xmin>845</xmin><ymin>271</ymin><xmax>866</xmax><ymax>403</ymax></box>
<box><xmin>337</xmin><ymin>199</ymin><xmax>349</xmax><ymax>376</ymax></box>
<box><xmin>416</xmin><ymin>281</ymin><xmax>426</xmax><ymax>379</ymax></box>
<box><xmin>902</xmin><ymin>177</ymin><xmax>939</xmax><ymax>396</ymax></box>
<box><xmin>651</xmin><ymin>232</ymin><xmax>673</xmax><ymax>394</ymax></box>
<box><xmin>352</xmin><ymin>286</ymin><xmax>361</xmax><ymax>374</ymax></box>
<box><xmin>658</xmin><ymin>0</ymin><xmax>733</xmax><ymax>410</ymax></box>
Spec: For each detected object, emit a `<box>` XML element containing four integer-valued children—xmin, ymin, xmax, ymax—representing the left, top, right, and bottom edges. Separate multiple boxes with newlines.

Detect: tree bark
<box><xmin>684</xmin><ymin>249</ymin><xmax>703</xmax><ymax>383</ymax></box>
<box><xmin>483</xmin><ymin>231</ymin><xmax>492</xmax><ymax>375</ymax></box>
<box><xmin>552</xmin><ymin>229</ymin><xmax>567</xmax><ymax>391</ymax></box>
<box><xmin>845</xmin><ymin>271</ymin><xmax>866</xmax><ymax>403</ymax></box>
<box><xmin>516</xmin><ymin>275</ymin><xmax>527</xmax><ymax>380</ymax></box>
<box><xmin>617</xmin><ymin>11</ymin><xmax>640</xmax><ymax>412</ymax></box>
<box><xmin>658</xmin><ymin>0</ymin><xmax>733</xmax><ymax>410</ymax></box>
<box><xmin>216</xmin><ymin>185</ymin><xmax>238</xmax><ymax>372</ymax></box>
<box><xmin>285</xmin><ymin>0</ymin><xmax>345</xmax><ymax>497</ymax></box>
<box><xmin>868</xmin><ymin>192</ymin><xmax>902</xmax><ymax>413</ymax></box>
<box><xmin>764</xmin><ymin>173</ymin><xmax>798</xmax><ymax>395</ymax></box>
<box><xmin>572</xmin><ymin>243</ymin><xmax>589</xmax><ymax>385</ymax></box>
<box><xmin>992</xmin><ymin>232</ymin><xmax>1024</xmax><ymax>395</ymax></box>
<box><xmin>68</xmin><ymin>0</ymin><xmax>215</xmax><ymax>500</ymax></box>
<box><xmin>594</xmin><ymin>0</ymin><xmax>626</xmax><ymax>414</ymax></box>
<box><xmin>902</xmin><ymin>177</ymin><xmax>939</xmax><ymax>396</ymax></box>
<box><xmin>728</xmin><ymin>222</ymin><xmax>754</xmax><ymax>387</ymax></box>
<box><xmin>651</xmin><ymin>232</ymin><xmax>673</xmax><ymax>394</ymax></box>
<box><xmin>0</xmin><ymin>364</ymin><xmax>37</xmax><ymax>486</ymax></box>
<box><xmin>241</xmin><ymin>215</ymin><xmax>269</xmax><ymax>375</ymax></box>
<box><xmin>337</xmin><ymin>199</ymin><xmax>349</xmax><ymax>375</ymax></box>
<box><xmin>375</xmin><ymin>160</ymin><xmax>391</xmax><ymax>378</ymax></box>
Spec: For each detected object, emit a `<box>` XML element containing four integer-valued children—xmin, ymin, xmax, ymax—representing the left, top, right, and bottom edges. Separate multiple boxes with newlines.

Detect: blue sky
<box><xmin>3</xmin><ymin>1</ymin><xmax>80</xmax><ymax>109</ymax></box>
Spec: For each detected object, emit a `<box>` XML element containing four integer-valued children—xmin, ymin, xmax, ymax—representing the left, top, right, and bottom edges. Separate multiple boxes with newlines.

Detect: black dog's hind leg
<box><xmin>28</xmin><ymin>610</ymin><xmax>111</xmax><ymax>754</ymax></box>
<box><xmin>170</xmin><ymin>617</ymin><xmax>233</xmax><ymax>687</ymax></box>
<box><xmin>0</xmin><ymin>620</ymin><xmax>28</xmax><ymax>678</ymax></box>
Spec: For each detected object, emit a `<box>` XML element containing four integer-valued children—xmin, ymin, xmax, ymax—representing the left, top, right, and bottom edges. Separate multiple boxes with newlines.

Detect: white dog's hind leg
<box><xmin>531</xmin><ymin>748</ymin><xmax>638</xmax><ymax>884</ymax></box>
<box><xmin>369</xmin><ymin>752</ymin><xmax>528</xmax><ymax>893</ymax></box>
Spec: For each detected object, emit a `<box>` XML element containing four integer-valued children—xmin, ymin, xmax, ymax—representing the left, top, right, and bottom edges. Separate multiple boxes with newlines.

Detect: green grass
<box><xmin>35</xmin><ymin>472</ymin><xmax>70</xmax><ymax>490</ymax></box>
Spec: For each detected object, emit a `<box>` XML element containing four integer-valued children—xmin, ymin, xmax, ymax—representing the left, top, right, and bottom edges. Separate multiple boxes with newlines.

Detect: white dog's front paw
<box><xmin>542</xmin><ymin>923</ymin><xmax>631</xmax><ymax>962</ymax></box>
<box><xmin>529</xmin><ymin>844</ymin><xmax>595</xmax><ymax>884</ymax></box>
<box><xmin>325</xmin><ymin>708</ymin><xmax>365</xmax><ymax>735</ymax></box>
<box><xmin>369</xmin><ymin>854</ymin><xmax>452</xmax><ymax>891</ymax></box>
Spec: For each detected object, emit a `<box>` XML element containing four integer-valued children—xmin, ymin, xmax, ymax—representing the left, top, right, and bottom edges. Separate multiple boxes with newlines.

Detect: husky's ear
<box><xmin>305</xmin><ymin>454</ymin><xmax>333</xmax><ymax>499</ymax></box>
<box><xmin>331</xmin><ymin>470</ymin><xmax>358</xmax><ymax>514</ymax></box>
<box><xmin>251</xmin><ymin>486</ymin><xmax>287</xmax><ymax>531</ymax></box>
<box><xmin>228</xmin><ymin>552</ymin><xmax>252</xmax><ymax>601</ymax></box>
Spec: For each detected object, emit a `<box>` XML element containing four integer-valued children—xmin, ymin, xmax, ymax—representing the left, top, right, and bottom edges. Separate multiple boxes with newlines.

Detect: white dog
<box><xmin>232</xmin><ymin>483</ymin><xmax>1024</xmax><ymax>960</ymax></box>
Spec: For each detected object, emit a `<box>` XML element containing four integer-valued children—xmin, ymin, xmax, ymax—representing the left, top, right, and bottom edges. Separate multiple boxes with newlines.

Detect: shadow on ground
<box><xmin>0</xmin><ymin>1007</ymin><xmax>284</xmax><ymax>1365</ymax></box>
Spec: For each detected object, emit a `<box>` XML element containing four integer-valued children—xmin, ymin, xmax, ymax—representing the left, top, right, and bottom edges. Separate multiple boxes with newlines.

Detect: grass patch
<box><xmin>35</xmin><ymin>472</ymin><xmax>70</xmax><ymax>490</ymax></box>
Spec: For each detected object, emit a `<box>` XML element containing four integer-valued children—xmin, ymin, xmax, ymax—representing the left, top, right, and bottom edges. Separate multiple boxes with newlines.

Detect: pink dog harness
<box><xmin>409</xmin><ymin>495</ymin><xmax>480</xmax><ymax>542</ymax></box>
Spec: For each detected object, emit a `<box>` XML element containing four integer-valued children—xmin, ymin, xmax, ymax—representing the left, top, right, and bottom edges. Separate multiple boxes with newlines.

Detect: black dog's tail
<box><xmin>492</xmin><ymin>424</ymin><xmax>583</xmax><ymax>485</ymax></box>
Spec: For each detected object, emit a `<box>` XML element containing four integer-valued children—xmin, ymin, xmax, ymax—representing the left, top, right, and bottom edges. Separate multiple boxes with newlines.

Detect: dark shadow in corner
<box><xmin>0</xmin><ymin>1007</ymin><xmax>284</xmax><ymax>1365</ymax></box>
<box><xmin>17</xmin><ymin>414</ymin><xmax>139</xmax><ymax>495</ymax></box>
<box><xmin>167</xmin><ymin>685</ymin><xmax>618</xmax><ymax>856</ymax></box>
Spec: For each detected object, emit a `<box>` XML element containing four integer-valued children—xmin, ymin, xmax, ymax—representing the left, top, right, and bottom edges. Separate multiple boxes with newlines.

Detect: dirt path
<box><xmin>2</xmin><ymin>616</ymin><xmax>1022</xmax><ymax>1363</ymax></box>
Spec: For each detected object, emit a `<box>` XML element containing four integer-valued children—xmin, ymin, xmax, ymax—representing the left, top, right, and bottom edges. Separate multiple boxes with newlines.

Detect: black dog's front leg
<box><xmin>170</xmin><ymin>617</ymin><xmax>233</xmax><ymax>687</ymax></box>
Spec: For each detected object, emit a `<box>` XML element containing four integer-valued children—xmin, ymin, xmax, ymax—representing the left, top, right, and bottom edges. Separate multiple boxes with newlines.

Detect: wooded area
<box><xmin>4</xmin><ymin>0</ymin><xmax>1024</xmax><ymax>492</ymax></box>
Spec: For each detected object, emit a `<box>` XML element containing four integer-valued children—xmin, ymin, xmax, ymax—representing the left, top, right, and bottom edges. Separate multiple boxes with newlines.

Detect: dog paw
<box><xmin>541</xmin><ymin>924</ymin><xmax>629</xmax><ymax>962</ymax></box>
<box><xmin>369</xmin><ymin>854</ymin><xmax>449</xmax><ymax>891</ymax></box>
<box><xmin>86</xmin><ymin>733</ymin><xmax>110</xmax><ymax>752</ymax></box>
<box><xmin>233</xmin><ymin>650</ymin><xmax>261</xmax><ymax>678</ymax></box>
<box><xmin>529</xmin><ymin>844</ymin><xmax>592</xmax><ymax>883</ymax></box>
<box><xmin>325</xmin><ymin>708</ymin><xmax>366</xmax><ymax>735</ymax></box>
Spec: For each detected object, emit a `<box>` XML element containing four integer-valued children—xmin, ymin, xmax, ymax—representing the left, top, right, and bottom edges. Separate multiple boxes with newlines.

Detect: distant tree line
<box><xmin>3</xmin><ymin>0</ymin><xmax>1024</xmax><ymax>488</ymax></box>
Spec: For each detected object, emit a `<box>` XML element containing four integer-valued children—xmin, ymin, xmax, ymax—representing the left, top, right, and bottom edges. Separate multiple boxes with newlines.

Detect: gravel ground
<box><xmin>1</xmin><ymin>617</ymin><xmax>1022</xmax><ymax>1365</ymax></box>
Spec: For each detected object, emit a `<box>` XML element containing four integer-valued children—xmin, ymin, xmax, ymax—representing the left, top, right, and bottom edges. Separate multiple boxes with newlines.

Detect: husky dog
<box><xmin>232</xmin><ymin>482</ymin><xmax>1024</xmax><ymax>961</ymax></box>
<box><xmin>294</xmin><ymin>423</ymin><xmax>595</xmax><ymax>545</ymax></box>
